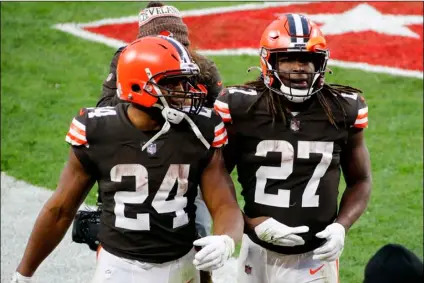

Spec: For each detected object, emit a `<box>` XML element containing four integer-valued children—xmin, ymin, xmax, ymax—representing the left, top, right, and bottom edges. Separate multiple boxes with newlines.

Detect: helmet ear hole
<box><xmin>131</xmin><ymin>84</ymin><xmax>141</xmax><ymax>92</ymax></box>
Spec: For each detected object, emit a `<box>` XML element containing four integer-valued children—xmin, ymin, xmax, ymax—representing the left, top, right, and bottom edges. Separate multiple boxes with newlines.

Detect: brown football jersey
<box><xmin>214</xmin><ymin>86</ymin><xmax>368</xmax><ymax>254</ymax></box>
<box><xmin>65</xmin><ymin>104</ymin><xmax>227</xmax><ymax>263</ymax></box>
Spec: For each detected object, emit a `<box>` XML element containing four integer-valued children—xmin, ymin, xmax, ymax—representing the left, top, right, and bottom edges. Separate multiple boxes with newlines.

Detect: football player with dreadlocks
<box><xmin>11</xmin><ymin>36</ymin><xmax>242</xmax><ymax>283</ymax></box>
<box><xmin>214</xmin><ymin>14</ymin><xmax>372</xmax><ymax>282</ymax></box>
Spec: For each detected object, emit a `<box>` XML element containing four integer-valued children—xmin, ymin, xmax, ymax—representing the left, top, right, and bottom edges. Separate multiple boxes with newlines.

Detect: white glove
<box><xmin>254</xmin><ymin>218</ymin><xmax>309</xmax><ymax>247</ymax></box>
<box><xmin>192</xmin><ymin>235</ymin><xmax>235</xmax><ymax>271</ymax></box>
<box><xmin>11</xmin><ymin>272</ymin><xmax>32</xmax><ymax>283</ymax></box>
<box><xmin>313</xmin><ymin>223</ymin><xmax>345</xmax><ymax>262</ymax></box>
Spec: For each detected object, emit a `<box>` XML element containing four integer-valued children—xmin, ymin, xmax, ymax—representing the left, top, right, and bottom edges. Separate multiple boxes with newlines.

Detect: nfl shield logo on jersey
<box><xmin>245</xmin><ymin>265</ymin><xmax>252</xmax><ymax>275</ymax></box>
<box><xmin>290</xmin><ymin>118</ymin><xmax>300</xmax><ymax>132</ymax></box>
<box><xmin>146</xmin><ymin>143</ymin><xmax>157</xmax><ymax>156</ymax></box>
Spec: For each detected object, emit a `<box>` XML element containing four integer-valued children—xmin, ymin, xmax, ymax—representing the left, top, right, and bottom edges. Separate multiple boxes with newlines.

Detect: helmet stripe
<box><xmin>161</xmin><ymin>35</ymin><xmax>191</xmax><ymax>63</ymax></box>
<box><xmin>286</xmin><ymin>14</ymin><xmax>298</xmax><ymax>43</ymax></box>
<box><xmin>292</xmin><ymin>14</ymin><xmax>304</xmax><ymax>43</ymax></box>
<box><xmin>287</xmin><ymin>14</ymin><xmax>310</xmax><ymax>44</ymax></box>
<box><xmin>300</xmin><ymin>15</ymin><xmax>310</xmax><ymax>43</ymax></box>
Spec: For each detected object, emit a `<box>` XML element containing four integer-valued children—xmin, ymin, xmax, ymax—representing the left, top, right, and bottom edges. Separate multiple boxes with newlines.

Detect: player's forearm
<box><xmin>16</xmin><ymin>201</ymin><xmax>75</xmax><ymax>277</ymax></box>
<box><xmin>222</xmin><ymin>125</ymin><xmax>237</xmax><ymax>173</ymax></box>
<box><xmin>211</xmin><ymin>204</ymin><xmax>243</xmax><ymax>243</ymax></box>
<box><xmin>336</xmin><ymin>178</ymin><xmax>372</xmax><ymax>231</ymax></box>
<box><xmin>243</xmin><ymin>214</ymin><xmax>269</xmax><ymax>230</ymax></box>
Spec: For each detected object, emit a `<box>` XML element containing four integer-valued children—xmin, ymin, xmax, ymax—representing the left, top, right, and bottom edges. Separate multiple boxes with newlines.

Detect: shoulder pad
<box><xmin>85</xmin><ymin>106</ymin><xmax>118</xmax><ymax>119</ymax></box>
<box><xmin>338</xmin><ymin>92</ymin><xmax>369</xmax><ymax>129</ymax></box>
<box><xmin>65</xmin><ymin>106</ymin><xmax>119</xmax><ymax>147</ymax></box>
<box><xmin>65</xmin><ymin>108</ymin><xmax>90</xmax><ymax>147</ymax></box>
<box><xmin>195</xmin><ymin>107</ymin><xmax>215</xmax><ymax>120</ymax></box>
<box><xmin>352</xmin><ymin>95</ymin><xmax>368</xmax><ymax>129</ymax></box>
<box><xmin>226</xmin><ymin>86</ymin><xmax>259</xmax><ymax>96</ymax></box>
<box><xmin>191</xmin><ymin>108</ymin><xmax>228</xmax><ymax>149</ymax></box>
<box><xmin>214</xmin><ymin>86</ymin><xmax>259</xmax><ymax>122</ymax></box>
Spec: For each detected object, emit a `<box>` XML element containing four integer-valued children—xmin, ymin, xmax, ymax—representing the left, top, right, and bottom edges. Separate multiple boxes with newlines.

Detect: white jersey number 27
<box><xmin>111</xmin><ymin>164</ymin><xmax>190</xmax><ymax>231</ymax></box>
<box><xmin>254</xmin><ymin>140</ymin><xmax>334</xmax><ymax>208</ymax></box>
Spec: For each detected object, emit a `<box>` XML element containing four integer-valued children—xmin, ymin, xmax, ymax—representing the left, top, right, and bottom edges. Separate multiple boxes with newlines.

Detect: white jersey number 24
<box><xmin>110</xmin><ymin>164</ymin><xmax>190</xmax><ymax>231</ymax></box>
<box><xmin>254</xmin><ymin>140</ymin><xmax>334</xmax><ymax>208</ymax></box>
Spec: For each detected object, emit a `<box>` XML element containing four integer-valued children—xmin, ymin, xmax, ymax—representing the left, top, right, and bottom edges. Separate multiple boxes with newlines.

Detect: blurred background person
<box><xmin>363</xmin><ymin>243</ymin><xmax>423</xmax><ymax>283</ymax></box>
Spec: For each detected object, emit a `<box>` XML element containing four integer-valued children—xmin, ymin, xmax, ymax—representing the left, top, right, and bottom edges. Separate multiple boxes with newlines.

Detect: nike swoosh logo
<box><xmin>217</xmin><ymin>81</ymin><xmax>223</xmax><ymax>86</ymax></box>
<box><xmin>309</xmin><ymin>264</ymin><xmax>325</xmax><ymax>275</ymax></box>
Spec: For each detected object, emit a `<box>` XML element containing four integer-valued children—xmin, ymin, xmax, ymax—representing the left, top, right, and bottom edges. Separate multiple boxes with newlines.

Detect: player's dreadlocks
<box><xmin>241</xmin><ymin>77</ymin><xmax>362</xmax><ymax>129</ymax></box>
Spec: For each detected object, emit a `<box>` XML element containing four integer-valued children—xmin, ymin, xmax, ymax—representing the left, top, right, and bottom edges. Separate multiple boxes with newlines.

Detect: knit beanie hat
<box><xmin>137</xmin><ymin>2</ymin><xmax>190</xmax><ymax>47</ymax></box>
<box><xmin>363</xmin><ymin>243</ymin><xmax>423</xmax><ymax>283</ymax></box>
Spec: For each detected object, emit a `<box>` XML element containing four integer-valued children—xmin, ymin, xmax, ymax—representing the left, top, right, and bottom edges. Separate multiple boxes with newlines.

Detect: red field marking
<box><xmin>74</xmin><ymin>2</ymin><xmax>423</xmax><ymax>73</ymax></box>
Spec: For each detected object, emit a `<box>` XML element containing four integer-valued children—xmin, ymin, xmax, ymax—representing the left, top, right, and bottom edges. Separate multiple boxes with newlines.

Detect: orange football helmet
<box><xmin>116</xmin><ymin>36</ymin><xmax>206</xmax><ymax>114</ymax></box>
<box><xmin>259</xmin><ymin>14</ymin><xmax>329</xmax><ymax>103</ymax></box>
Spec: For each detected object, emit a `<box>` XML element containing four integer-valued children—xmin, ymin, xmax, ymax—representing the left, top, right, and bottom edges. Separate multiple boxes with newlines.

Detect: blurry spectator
<box><xmin>97</xmin><ymin>1</ymin><xmax>223</xmax><ymax>109</ymax></box>
<box><xmin>363</xmin><ymin>243</ymin><xmax>423</xmax><ymax>283</ymax></box>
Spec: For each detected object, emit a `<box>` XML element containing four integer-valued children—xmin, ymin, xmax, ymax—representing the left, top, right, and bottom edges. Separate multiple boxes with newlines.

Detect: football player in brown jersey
<box><xmin>214</xmin><ymin>14</ymin><xmax>372</xmax><ymax>283</ymax></box>
<box><xmin>12</xmin><ymin>36</ymin><xmax>242</xmax><ymax>283</ymax></box>
<box><xmin>96</xmin><ymin>1</ymin><xmax>222</xmax><ymax>249</ymax></box>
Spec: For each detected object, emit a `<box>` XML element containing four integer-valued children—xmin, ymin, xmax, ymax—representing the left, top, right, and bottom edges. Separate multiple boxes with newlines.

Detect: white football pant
<box><xmin>92</xmin><ymin>247</ymin><xmax>200</xmax><ymax>283</ymax></box>
<box><xmin>237</xmin><ymin>234</ymin><xmax>339</xmax><ymax>283</ymax></box>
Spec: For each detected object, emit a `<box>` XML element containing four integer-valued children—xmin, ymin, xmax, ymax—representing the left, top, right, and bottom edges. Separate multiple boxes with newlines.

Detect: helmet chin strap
<box><xmin>141</xmin><ymin>68</ymin><xmax>210</xmax><ymax>151</ymax></box>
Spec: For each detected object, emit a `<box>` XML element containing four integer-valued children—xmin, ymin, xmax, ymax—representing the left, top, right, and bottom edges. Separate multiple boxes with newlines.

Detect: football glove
<box><xmin>72</xmin><ymin>209</ymin><xmax>101</xmax><ymax>251</ymax></box>
<box><xmin>313</xmin><ymin>222</ymin><xmax>345</xmax><ymax>262</ymax></box>
<box><xmin>11</xmin><ymin>272</ymin><xmax>32</xmax><ymax>283</ymax></box>
<box><xmin>254</xmin><ymin>218</ymin><xmax>309</xmax><ymax>247</ymax></box>
<box><xmin>193</xmin><ymin>235</ymin><xmax>234</xmax><ymax>271</ymax></box>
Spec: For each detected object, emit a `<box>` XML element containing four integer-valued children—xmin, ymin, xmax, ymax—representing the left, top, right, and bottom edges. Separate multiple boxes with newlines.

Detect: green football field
<box><xmin>1</xmin><ymin>1</ymin><xmax>423</xmax><ymax>282</ymax></box>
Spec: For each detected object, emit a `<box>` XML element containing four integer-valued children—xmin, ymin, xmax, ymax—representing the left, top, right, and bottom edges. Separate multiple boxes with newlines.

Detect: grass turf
<box><xmin>1</xmin><ymin>2</ymin><xmax>423</xmax><ymax>282</ymax></box>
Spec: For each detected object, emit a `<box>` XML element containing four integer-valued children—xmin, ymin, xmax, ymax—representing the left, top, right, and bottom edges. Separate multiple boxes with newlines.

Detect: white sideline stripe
<box><xmin>329</xmin><ymin>60</ymin><xmax>422</xmax><ymax>79</ymax></box>
<box><xmin>54</xmin><ymin>23</ymin><xmax>128</xmax><ymax>49</ymax></box>
<box><xmin>52</xmin><ymin>3</ymin><xmax>423</xmax><ymax>80</ymax></box>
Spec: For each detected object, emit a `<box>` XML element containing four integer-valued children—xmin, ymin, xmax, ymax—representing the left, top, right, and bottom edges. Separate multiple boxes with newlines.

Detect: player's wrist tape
<box><xmin>222</xmin><ymin>235</ymin><xmax>235</xmax><ymax>258</ymax></box>
<box><xmin>12</xmin><ymin>272</ymin><xmax>32</xmax><ymax>282</ymax></box>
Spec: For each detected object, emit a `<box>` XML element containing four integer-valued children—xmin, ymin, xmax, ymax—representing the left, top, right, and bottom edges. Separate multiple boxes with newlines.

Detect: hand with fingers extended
<box><xmin>254</xmin><ymin>218</ymin><xmax>309</xmax><ymax>247</ymax></box>
<box><xmin>192</xmin><ymin>235</ymin><xmax>235</xmax><ymax>271</ymax></box>
<box><xmin>313</xmin><ymin>223</ymin><xmax>345</xmax><ymax>262</ymax></box>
